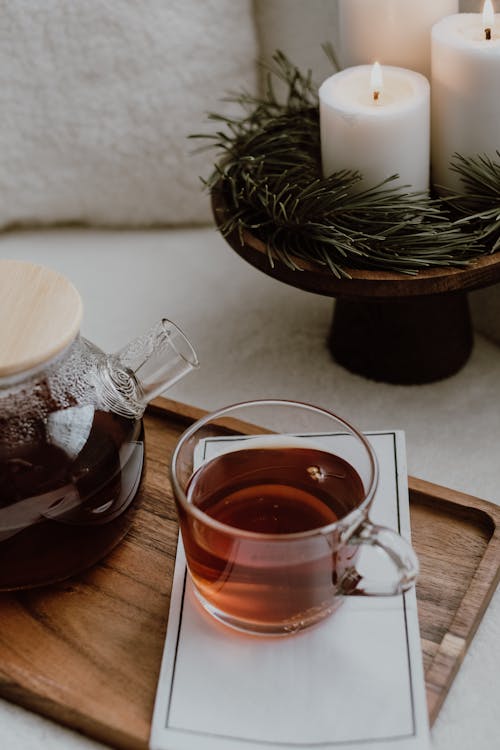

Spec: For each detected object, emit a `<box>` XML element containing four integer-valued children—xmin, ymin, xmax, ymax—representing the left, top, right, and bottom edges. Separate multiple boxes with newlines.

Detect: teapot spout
<box><xmin>115</xmin><ymin>319</ymin><xmax>199</xmax><ymax>409</ymax></box>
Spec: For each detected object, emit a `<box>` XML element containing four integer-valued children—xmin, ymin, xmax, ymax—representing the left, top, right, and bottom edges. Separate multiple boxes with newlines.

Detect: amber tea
<box><xmin>181</xmin><ymin>444</ymin><xmax>365</xmax><ymax>630</ymax></box>
<box><xmin>172</xmin><ymin>400</ymin><xmax>419</xmax><ymax>635</ymax></box>
<box><xmin>0</xmin><ymin>409</ymin><xmax>144</xmax><ymax>590</ymax></box>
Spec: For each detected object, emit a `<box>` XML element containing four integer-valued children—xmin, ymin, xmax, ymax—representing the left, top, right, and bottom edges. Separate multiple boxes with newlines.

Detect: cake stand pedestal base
<box><xmin>329</xmin><ymin>293</ymin><xmax>473</xmax><ymax>385</ymax></box>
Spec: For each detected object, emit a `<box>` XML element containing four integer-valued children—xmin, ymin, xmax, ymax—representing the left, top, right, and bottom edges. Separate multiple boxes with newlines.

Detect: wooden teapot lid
<box><xmin>0</xmin><ymin>260</ymin><xmax>83</xmax><ymax>377</ymax></box>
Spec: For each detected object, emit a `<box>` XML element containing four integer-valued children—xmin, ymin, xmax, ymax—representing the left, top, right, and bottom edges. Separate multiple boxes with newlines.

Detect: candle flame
<box><xmin>483</xmin><ymin>0</ymin><xmax>494</xmax><ymax>39</ymax></box>
<box><xmin>370</xmin><ymin>62</ymin><xmax>383</xmax><ymax>102</ymax></box>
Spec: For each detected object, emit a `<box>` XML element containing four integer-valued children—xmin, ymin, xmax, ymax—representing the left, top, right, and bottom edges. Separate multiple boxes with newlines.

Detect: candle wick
<box><xmin>485</xmin><ymin>27</ymin><xmax>492</xmax><ymax>40</ymax></box>
<box><xmin>373</xmin><ymin>90</ymin><xmax>380</xmax><ymax>102</ymax></box>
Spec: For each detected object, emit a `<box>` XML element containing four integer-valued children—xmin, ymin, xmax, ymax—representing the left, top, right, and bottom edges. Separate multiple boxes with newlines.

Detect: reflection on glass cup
<box><xmin>171</xmin><ymin>400</ymin><xmax>418</xmax><ymax>636</ymax></box>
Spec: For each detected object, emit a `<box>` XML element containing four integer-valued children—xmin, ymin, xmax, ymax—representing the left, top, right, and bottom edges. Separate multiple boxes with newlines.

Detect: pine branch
<box><xmin>444</xmin><ymin>152</ymin><xmax>500</xmax><ymax>252</ymax></box>
<box><xmin>195</xmin><ymin>51</ymin><xmax>488</xmax><ymax>276</ymax></box>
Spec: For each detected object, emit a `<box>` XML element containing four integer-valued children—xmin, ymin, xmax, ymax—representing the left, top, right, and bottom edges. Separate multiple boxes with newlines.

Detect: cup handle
<box><xmin>339</xmin><ymin>520</ymin><xmax>419</xmax><ymax>596</ymax></box>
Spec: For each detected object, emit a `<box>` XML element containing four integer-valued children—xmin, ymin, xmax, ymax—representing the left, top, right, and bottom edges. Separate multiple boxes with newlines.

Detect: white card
<box><xmin>150</xmin><ymin>432</ymin><xmax>429</xmax><ymax>750</ymax></box>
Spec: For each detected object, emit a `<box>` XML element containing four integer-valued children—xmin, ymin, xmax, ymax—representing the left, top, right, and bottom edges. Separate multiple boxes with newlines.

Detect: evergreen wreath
<box><xmin>194</xmin><ymin>51</ymin><xmax>500</xmax><ymax>278</ymax></box>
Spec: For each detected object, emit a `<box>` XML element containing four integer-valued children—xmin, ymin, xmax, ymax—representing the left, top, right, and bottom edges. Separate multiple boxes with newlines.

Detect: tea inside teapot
<box><xmin>0</xmin><ymin>406</ymin><xmax>143</xmax><ymax>588</ymax></box>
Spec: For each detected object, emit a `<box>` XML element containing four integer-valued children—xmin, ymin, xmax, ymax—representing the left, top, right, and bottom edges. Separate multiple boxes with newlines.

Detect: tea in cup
<box><xmin>171</xmin><ymin>400</ymin><xmax>418</xmax><ymax>635</ymax></box>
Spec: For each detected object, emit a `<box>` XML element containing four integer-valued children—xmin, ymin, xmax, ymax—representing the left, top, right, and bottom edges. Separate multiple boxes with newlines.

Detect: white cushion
<box><xmin>0</xmin><ymin>0</ymin><xmax>257</xmax><ymax>228</ymax></box>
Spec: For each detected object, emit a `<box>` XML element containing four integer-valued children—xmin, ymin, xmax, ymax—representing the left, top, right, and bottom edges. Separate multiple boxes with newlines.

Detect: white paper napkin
<box><xmin>150</xmin><ymin>431</ymin><xmax>429</xmax><ymax>750</ymax></box>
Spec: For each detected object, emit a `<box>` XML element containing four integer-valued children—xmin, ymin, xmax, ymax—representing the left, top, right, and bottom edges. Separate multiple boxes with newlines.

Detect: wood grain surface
<box><xmin>0</xmin><ymin>398</ymin><xmax>498</xmax><ymax>749</ymax></box>
<box><xmin>0</xmin><ymin>259</ymin><xmax>82</xmax><ymax>376</ymax></box>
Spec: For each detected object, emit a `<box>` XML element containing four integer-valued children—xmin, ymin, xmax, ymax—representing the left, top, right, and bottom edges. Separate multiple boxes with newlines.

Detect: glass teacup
<box><xmin>171</xmin><ymin>400</ymin><xmax>418</xmax><ymax>636</ymax></box>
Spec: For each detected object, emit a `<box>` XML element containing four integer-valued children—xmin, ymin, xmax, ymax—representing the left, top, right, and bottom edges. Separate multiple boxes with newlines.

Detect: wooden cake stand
<box><xmin>212</xmin><ymin>190</ymin><xmax>500</xmax><ymax>384</ymax></box>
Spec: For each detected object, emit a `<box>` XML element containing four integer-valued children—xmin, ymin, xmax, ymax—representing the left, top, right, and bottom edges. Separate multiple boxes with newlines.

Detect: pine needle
<box><xmin>444</xmin><ymin>152</ymin><xmax>500</xmax><ymax>252</ymax></box>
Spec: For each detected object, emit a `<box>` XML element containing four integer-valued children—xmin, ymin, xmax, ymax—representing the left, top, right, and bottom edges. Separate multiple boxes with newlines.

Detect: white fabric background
<box><xmin>0</xmin><ymin>0</ymin><xmax>258</xmax><ymax>228</ymax></box>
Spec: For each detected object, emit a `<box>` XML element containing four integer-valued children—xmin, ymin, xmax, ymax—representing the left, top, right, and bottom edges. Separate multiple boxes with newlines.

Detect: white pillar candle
<box><xmin>431</xmin><ymin>5</ymin><xmax>500</xmax><ymax>193</ymax></box>
<box><xmin>319</xmin><ymin>64</ymin><xmax>430</xmax><ymax>193</ymax></box>
<box><xmin>338</xmin><ymin>0</ymin><xmax>459</xmax><ymax>79</ymax></box>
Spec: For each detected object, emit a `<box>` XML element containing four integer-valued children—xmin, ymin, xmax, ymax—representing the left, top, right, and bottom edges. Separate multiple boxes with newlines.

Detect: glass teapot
<box><xmin>0</xmin><ymin>260</ymin><xmax>198</xmax><ymax>590</ymax></box>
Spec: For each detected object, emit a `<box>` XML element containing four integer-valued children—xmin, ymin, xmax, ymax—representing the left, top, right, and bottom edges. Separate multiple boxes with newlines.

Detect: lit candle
<box><xmin>431</xmin><ymin>2</ymin><xmax>500</xmax><ymax>192</ymax></box>
<box><xmin>319</xmin><ymin>64</ymin><xmax>430</xmax><ymax>192</ymax></box>
<box><xmin>338</xmin><ymin>0</ymin><xmax>459</xmax><ymax>79</ymax></box>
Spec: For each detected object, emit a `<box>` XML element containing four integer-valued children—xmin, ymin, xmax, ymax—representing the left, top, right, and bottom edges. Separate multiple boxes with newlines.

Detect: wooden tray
<box><xmin>0</xmin><ymin>398</ymin><xmax>499</xmax><ymax>750</ymax></box>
